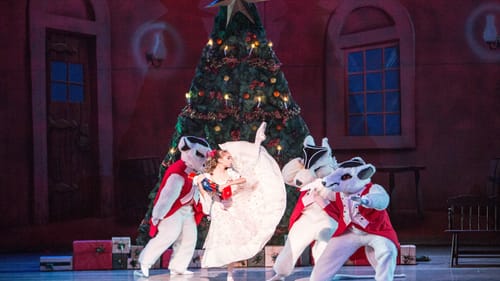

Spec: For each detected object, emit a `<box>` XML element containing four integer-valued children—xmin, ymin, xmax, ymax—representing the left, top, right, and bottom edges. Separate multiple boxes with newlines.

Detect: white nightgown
<box><xmin>199</xmin><ymin>139</ymin><xmax>286</xmax><ymax>268</ymax></box>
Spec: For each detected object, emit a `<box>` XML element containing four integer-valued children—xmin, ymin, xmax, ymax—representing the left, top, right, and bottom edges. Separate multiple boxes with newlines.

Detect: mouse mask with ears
<box><xmin>322</xmin><ymin>157</ymin><xmax>376</xmax><ymax>195</ymax></box>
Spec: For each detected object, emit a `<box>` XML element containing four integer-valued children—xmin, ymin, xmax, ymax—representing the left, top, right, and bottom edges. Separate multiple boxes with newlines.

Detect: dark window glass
<box><xmin>385</xmin><ymin>70</ymin><xmax>400</xmax><ymax>89</ymax></box>
<box><xmin>367</xmin><ymin>114</ymin><xmax>384</xmax><ymax>135</ymax></box>
<box><xmin>51</xmin><ymin>61</ymin><xmax>67</xmax><ymax>81</ymax></box>
<box><xmin>366</xmin><ymin>93</ymin><xmax>383</xmax><ymax>113</ymax></box>
<box><xmin>69</xmin><ymin>63</ymin><xmax>83</xmax><ymax>83</ymax></box>
<box><xmin>69</xmin><ymin>85</ymin><xmax>84</xmax><ymax>103</ymax></box>
<box><xmin>51</xmin><ymin>82</ymin><xmax>67</xmax><ymax>102</ymax></box>
<box><xmin>386</xmin><ymin>114</ymin><xmax>401</xmax><ymax>135</ymax></box>
<box><xmin>385</xmin><ymin>92</ymin><xmax>400</xmax><ymax>112</ymax></box>
<box><xmin>349</xmin><ymin>94</ymin><xmax>365</xmax><ymax>114</ymax></box>
<box><xmin>49</xmin><ymin>61</ymin><xmax>84</xmax><ymax>104</ymax></box>
<box><xmin>348</xmin><ymin>51</ymin><xmax>364</xmax><ymax>72</ymax></box>
<box><xmin>366</xmin><ymin>49</ymin><xmax>382</xmax><ymax>71</ymax></box>
<box><xmin>348</xmin><ymin>74</ymin><xmax>364</xmax><ymax>93</ymax></box>
<box><xmin>349</xmin><ymin>115</ymin><xmax>365</xmax><ymax>136</ymax></box>
<box><xmin>366</xmin><ymin>72</ymin><xmax>382</xmax><ymax>91</ymax></box>
<box><xmin>346</xmin><ymin>44</ymin><xmax>401</xmax><ymax>136</ymax></box>
<box><xmin>384</xmin><ymin>46</ymin><xmax>400</xmax><ymax>68</ymax></box>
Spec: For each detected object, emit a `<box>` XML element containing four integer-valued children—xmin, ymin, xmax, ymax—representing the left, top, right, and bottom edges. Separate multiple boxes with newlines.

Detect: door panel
<box><xmin>46</xmin><ymin>31</ymin><xmax>97</xmax><ymax>221</ymax></box>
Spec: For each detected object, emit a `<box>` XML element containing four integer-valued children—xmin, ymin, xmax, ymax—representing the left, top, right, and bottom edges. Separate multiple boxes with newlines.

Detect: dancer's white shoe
<box><xmin>266</xmin><ymin>274</ymin><xmax>285</xmax><ymax>281</ymax></box>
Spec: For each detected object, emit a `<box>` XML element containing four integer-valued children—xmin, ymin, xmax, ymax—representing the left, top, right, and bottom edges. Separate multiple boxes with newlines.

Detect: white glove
<box><xmin>350</xmin><ymin>195</ymin><xmax>370</xmax><ymax>207</ymax></box>
<box><xmin>299</xmin><ymin>178</ymin><xmax>324</xmax><ymax>192</ymax></box>
<box><xmin>313</xmin><ymin>193</ymin><xmax>328</xmax><ymax>208</ymax></box>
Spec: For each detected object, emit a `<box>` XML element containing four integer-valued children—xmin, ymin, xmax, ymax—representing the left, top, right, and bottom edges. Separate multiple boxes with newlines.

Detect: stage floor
<box><xmin>1</xmin><ymin>246</ymin><xmax>499</xmax><ymax>281</ymax></box>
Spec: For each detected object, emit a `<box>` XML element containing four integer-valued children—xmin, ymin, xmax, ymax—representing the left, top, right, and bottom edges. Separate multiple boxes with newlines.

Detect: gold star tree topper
<box><xmin>207</xmin><ymin>0</ymin><xmax>269</xmax><ymax>26</ymax></box>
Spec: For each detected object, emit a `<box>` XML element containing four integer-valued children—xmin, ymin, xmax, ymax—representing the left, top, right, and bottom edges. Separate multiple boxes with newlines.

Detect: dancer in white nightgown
<box><xmin>195</xmin><ymin>122</ymin><xmax>286</xmax><ymax>281</ymax></box>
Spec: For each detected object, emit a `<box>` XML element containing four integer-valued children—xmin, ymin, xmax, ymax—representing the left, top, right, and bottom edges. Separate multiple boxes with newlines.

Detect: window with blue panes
<box><xmin>50</xmin><ymin>61</ymin><xmax>84</xmax><ymax>103</ymax></box>
<box><xmin>346</xmin><ymin>44</ymin><xmax>401</xmax><ymax>136</ymax></box>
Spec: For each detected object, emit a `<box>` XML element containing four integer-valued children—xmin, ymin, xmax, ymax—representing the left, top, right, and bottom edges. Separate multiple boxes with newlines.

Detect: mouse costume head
<box><xmin>282</xmin><ymin>135</ymin><xmax>337</xmax><ymax>188</ymax></box>
<box><xmin>178</xmin><ymin>136</ymin><xmax>211</xmax><ymax>172</ymax></box>
<box><xmin>322</xmin><ymin>157</ymin><xmax>375</xmax><ymax>195</ymax></box>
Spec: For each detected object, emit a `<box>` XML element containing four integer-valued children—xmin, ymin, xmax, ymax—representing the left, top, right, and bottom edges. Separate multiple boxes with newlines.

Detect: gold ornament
<box><xmin>224</xmin><ymin>75</ymin><xmax>230</xmax><ymax>81</ymax></box>
<box><xmin>214</xmin><ymin>125</ymin><xmax>221</xmax><ymax>132</ymax></box>
<box><xmin>206</xmin><ymin>0</ymin><xmax>269</xmax><ymax>26</ymax></box>
<box><xmin>270</xmin><ymin>77</ymin><xmax>276</xmax><ymax>84</ymax></box>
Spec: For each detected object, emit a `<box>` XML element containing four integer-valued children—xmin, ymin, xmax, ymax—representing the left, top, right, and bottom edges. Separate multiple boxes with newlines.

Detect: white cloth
<box><xmin>138</xmin><ymin>205</ymin><xmax>197</xmax><ymax>273</ymax></box>
<box><xmin>151</xmin><ymin>174</ymin><xmax>184</xmax><ymax>224</ymax></box>
<box><xmin>309</xmin><ymin>229</ymin><xmax>398</xmax><ymax>281</ymax></box>
<box><xmin>272</xmin><ymin>203</ymin><xmax>337</xmax><ymax>276</ymax></box>
<box><xmin>199</xmin><ymin>141</ymin><xmax>286</xmax><ymax>268</ymax></box>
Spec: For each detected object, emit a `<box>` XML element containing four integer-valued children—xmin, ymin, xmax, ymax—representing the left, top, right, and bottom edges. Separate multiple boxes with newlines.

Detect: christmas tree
<box><xmin>137</xmin><ymin>0</ymin><xmax>310</xmax><ymax>246</ymax></box>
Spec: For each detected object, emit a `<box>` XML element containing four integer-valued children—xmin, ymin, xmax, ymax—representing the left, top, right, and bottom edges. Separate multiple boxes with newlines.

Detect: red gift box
<box><xmin>73</xmin><ymin>240</ymin><xmax>113</xmax><ymax>270</ymax></box>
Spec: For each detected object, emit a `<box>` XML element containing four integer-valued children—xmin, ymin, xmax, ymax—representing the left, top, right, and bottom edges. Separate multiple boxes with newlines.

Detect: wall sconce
<box><xmin>145</xmin><ymin>31</ymin><xmax>166</xmax><ymax>68</ymax></box>
<box><xmin>483</xmin><ymin>14</ymin><xmax>499</xmax><ymax>49</ymax></box>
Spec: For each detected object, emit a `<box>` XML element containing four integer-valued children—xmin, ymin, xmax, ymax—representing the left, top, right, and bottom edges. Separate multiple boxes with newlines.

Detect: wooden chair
<box><xmin>446</xmin><ymin>158</ymin><xmax>500</xmax><ymax>267</ymax></box>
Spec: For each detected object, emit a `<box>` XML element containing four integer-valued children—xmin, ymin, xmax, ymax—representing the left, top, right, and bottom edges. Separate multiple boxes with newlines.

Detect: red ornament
<box><xmin>231</xmin><ymin>130</ymin><xmax>240</xmax><ymax>140</ymax></box>
<box><xmin>243</xmin><ymin>93</ymin><xmax>250</xmax><ymax>99</ymax></box>
<box><xmin>216</xmin><ymin>38</ymin><xmax>223</xmax><ymax>45</ymax></box>
<box><xmin>273</xmin><ymin>91</ymin><xmax>280</xmax><ymax>97</ymax></box>
<box><xmin>268</xmin><ymin>138</ymin><xmax>280</xmax><ymax>147</ymax></box>
<box><xmin>198</xmin><ymin>91</ymin><xmax>205</xmax><ymax>97</ymax></box>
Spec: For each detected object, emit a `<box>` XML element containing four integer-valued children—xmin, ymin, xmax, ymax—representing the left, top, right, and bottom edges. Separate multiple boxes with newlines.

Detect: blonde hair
<box><xmin>203</xmin><ymin>149</ymin><xmax>229</xmax><ymax>173</ymax></box>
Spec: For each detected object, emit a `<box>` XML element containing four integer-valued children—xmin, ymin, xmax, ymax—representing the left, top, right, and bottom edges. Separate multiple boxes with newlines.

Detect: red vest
<box><xmin>153</xmin><ymin>160</ymin><xmax>204</xmax><ymax>224</ymax></box>
<box><xmin>326</xmin><ymin>183</ymin><xmax>399</xmax><ymax>247</ymax></box>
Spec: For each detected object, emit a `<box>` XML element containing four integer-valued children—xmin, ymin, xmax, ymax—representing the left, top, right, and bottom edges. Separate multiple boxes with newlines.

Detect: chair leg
<box><xmin>450</xmin><ymin>233</ymin><xmax>458</xmax><ymax>267</ymax></box>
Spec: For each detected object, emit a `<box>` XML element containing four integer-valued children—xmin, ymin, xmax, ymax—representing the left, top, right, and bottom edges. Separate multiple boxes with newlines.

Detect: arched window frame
<box><xmin>324</xmin><ymin>0</ymin><xmax>415</xmax><ymax>149</ymax></box>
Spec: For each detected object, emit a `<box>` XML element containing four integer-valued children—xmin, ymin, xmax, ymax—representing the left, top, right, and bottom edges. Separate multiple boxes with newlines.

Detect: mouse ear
<box><xmin>178</xmin><ymin>136</ymin><xmax>190</xmax><ymax>151</ymax></box>
<box><xmin>357</xmin><ymin>164</ymin><xmax>376</xmax><ymax>180</ymax></box>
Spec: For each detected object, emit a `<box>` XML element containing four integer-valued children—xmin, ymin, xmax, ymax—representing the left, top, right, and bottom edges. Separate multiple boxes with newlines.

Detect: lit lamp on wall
<box><xmin>145</xmin><ymin>31</ymin><xmax>166</xmax><ymax>67</ymax></box>
<box><xmin>483</xmin><ymin>14</ymin><xmax>499</xmax><ymax>49</ymax></box>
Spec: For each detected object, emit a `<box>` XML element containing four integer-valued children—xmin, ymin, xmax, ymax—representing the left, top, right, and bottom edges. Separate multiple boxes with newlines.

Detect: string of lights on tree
<box><xmin>137</xmin><ymin>1</ymin><xmax>310</xmax><ymax>246</ymax></box>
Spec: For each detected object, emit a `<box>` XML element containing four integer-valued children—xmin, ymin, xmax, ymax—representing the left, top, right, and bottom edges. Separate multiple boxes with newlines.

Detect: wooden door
<box><xmin>46</xmin><ymin>31</ymin><xmax>98</xmax><ymax>221</ymax></box>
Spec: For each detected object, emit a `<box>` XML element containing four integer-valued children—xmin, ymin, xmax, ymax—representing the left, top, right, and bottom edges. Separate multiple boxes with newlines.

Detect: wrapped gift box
<box><xmin>73</xmin><ymin>240</ymin><xmax>113</xmax><ymax>270</ymax></box>
<box><xmin>400</xmin><ymin>244</ymin><xmax>417</xmax><ymax>265</ymax></box>
<box><xmin>127</xmin><ymin>257</ymin><xmax>140</xmax><ymax>270</ymax></box>
<box><xmin>112</xmin><ymin>253</ymin><xmax>128</xmax><ymax>269</ymax></box>
<box><xmin>247</xmin><ymin>249</ymin><xmax>265</xmax><ymax>267</ymax></box>
<box><xmin>127</xmin><ymin>245</ymin><xmax>160</xmax><ymax>269</ymax></box>
<box><xmin>128</xmin><ymin>245</ymin><xmax>143</xmax><ymax>269</ymax></box>
<box><xmin>112</xmin><ymin>237</ymin><xmax>131</xmax><ymax>254</ymax></box>
<box><xmin>161</xmin><ymin>248</ymin><xmax>173</xmax><ymax>268</ymax></box>
<box><xmin>233</xmin><ymin>260</ymin><xmax>247</xmax><ymax>268</ymax></box>
<box><xmin>188</xmin><ymin>249</ymin><xmax>204</xmax><ymax>268</ymax></box>
<box><xmin>265</xmin><ymin>246</ymin><xmax>283</xmax><ymax>267</ymax></box>
<box><xmin>40</xmin><ymin>256</ymin><xmax>72</xmax><ymax>271</ymax></box>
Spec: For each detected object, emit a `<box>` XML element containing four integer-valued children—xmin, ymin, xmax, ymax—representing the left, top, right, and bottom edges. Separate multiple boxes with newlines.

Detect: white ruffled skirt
<box><xmin>200</xmin><ymin>140</ymin><xmax>286</xmax><ymax>268</ymax></box>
